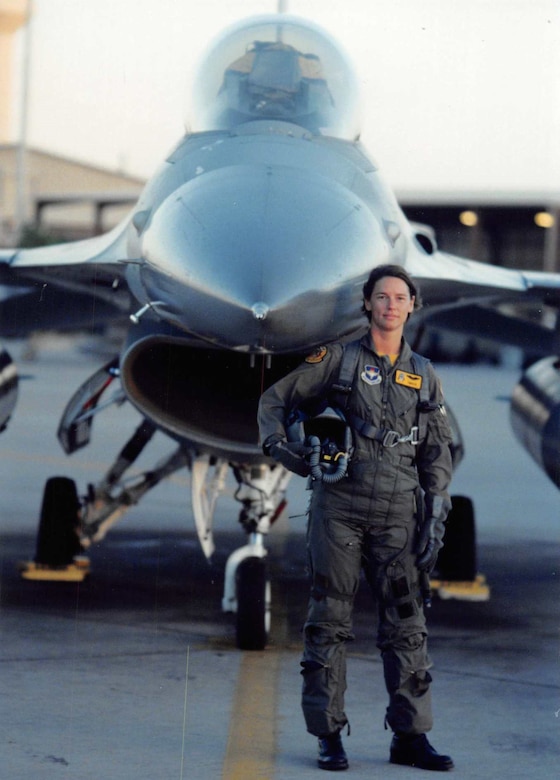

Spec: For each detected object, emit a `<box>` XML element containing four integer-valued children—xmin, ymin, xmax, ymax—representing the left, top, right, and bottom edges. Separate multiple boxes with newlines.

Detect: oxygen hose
<box><xmin>307</xmin><ymin>435</ymin><xmax>348</xmax><ymax>484</ymax></box>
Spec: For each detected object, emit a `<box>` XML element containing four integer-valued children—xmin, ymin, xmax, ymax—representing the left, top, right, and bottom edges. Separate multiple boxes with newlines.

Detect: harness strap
<box><xmin>330</xmin><ymin>339</ymin><xmax>362</xmax><ymax>410</ymax></box>
<box><xmin>347</xmin><ymin>414</ymin><xmax>419</xmax><ymax>447</ymax></box>
<box><xmin>330</xmin><ymin>339</ymin><xmax>434</xmax><ymax>445</ymax></box>
<box><xmin>410</xmin><ymin>352</ymin><xmax>436</xmax><ymax>443</ymax></box>
<box><xmin>329</xmin><ymin>339</ymin><xmax>438</xmax><ymax>447</ymax></box>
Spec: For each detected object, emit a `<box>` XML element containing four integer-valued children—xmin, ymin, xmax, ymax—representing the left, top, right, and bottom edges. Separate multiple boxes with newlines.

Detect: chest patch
<box><xmin>305</xmin><ymin>346</ymin><xmax>328</xmax><ymax>364</ymax></box>
<box><xmin>361</xmin><ymin>365</ymin><xmax>382</xmax><ymax>386</ymax></box>
<box><xmin>395</xmin><ymin>370</ymin><xmax>423</xmax><ymax>390</ymax></box>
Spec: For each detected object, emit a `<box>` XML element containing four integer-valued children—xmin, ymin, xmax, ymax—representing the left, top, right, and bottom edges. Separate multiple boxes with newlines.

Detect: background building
<box><xmin>0</xmin><ymin>1</ymin><xmax>144</xmax><ymax>246</ymax></box>
<box><xmin>0</xmin><ymin>144</ymin><xmax>143</xmax><ymax>244</ymax></box>
<box><xmin>399</xmin><ymin>190</ymin><xmax>560</xmax><ymax>273</ymax></box>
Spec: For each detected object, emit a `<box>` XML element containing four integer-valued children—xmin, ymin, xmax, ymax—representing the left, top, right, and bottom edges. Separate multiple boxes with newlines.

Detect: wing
<box><xmin>404</xmin><ymin>246</ymin><xmax>560</xmax><ymax>358</ymax></box>
<box><xmin>0</xmin><ymin>218</ymin><xmax>133</xmax><ymax>335</ymax></box>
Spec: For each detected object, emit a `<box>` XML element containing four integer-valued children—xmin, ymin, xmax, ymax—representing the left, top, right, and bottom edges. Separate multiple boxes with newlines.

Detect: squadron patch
<box><xmin>305</xmin><ymin>346</ymin><xmax>328</xmax><ymax>364</ymax></box>
<box><xmin>361</xmin><ymin>365</ymin><xmax>382</xmax><ymax>386</ymax></box>
<box><xmin>395</xmin><ymin>370</ymin><xmax>423</xmax><ymax>390</ymax></box>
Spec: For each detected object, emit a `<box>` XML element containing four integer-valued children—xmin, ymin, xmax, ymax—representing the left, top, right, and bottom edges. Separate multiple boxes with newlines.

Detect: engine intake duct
<box><xmin>120</xmin><ymin>334</ymin><xmax>299</xmax><ymax>462</ymax></box>
<box><xmin>510</xmin><ymin>356</ymin><xmax>560</xmax><ymax>490</ymax></box>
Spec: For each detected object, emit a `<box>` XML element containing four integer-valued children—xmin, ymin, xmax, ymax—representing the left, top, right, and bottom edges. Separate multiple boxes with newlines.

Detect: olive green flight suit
<box><xmin>258</xmin><ymin>333</ymin><xmax>453</xmax><ymax>738</ymax></box>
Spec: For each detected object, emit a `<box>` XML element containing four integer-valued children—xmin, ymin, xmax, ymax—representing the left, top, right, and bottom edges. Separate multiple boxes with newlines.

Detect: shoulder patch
<box><xmin>305</xmin><ymin>346</ymin><xmax>328</xmax><ymax>364</ymax></box>
<box><xmin>395</xmin><ymin>370</ymin><xmax>423</xmax><ymax>390</ymax></box>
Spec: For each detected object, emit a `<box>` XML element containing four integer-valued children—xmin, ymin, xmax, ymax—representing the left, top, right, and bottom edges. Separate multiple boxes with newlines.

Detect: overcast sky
<box><xmin>11</xmin><ymin>0</ymin><xmax>560</xmax><ymax>196</ymax></box>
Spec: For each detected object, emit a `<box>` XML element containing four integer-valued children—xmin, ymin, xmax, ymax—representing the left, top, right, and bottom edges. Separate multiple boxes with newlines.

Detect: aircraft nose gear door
<box><xmin>190</xmin><ymin>454</ymin><xmax>229</xmax><ymax>560</ymax></box>
<box><xmin>221</xmin><ymin>463</ymin><xmax>292</xmax><ymax>650</ymax></box>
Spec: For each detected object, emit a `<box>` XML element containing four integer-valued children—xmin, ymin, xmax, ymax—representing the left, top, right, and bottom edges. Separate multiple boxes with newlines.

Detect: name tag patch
<box><xmin>395</xmin><ymin>370</ymin><xmax>423</xmax><ymax>389</ymax></box>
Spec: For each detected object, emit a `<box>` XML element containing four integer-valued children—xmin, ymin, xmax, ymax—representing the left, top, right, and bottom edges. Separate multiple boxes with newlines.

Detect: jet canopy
<box><xmin>190</xmin><ymin>14</ymin><xmax>361</xmax><ymax>140</ymax></box>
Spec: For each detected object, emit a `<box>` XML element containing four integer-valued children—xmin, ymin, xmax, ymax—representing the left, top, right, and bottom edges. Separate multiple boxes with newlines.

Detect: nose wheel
<box><xmin>222</xmin><ymin>462</ymin><xmax>291</xmax><ymax>650</ymax></box>
<box><xmin>235</xmin><ymin>555</ymin><xmax>271</xmax><ymax>650</ymax></box>
<box><xmin>222</xmin><ymin>532</ymin><xmax>271</xmax><ymax>651</ymax></box>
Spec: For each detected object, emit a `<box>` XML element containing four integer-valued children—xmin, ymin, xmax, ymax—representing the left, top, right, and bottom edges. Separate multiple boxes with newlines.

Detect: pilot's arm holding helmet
<box><xmin>258</xmin><ymin>343</ymin><xmax>345</xmax><ymax>477</ymax></box>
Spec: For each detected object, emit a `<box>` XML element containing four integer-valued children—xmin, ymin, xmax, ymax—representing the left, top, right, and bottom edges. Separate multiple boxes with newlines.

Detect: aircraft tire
<box><xmin>235</xmin><ymin>556</ymin><xmax>270</xmax><ymax>651</ymax></box>
<box><xmin>435</xmin><ymin>495</ymin><xmax>477</xmax><ymax>581</ymax></box>
<box><xmin>35</xmin><ymin>476</ymin><xmax>82</xmax><ymax>566</ymax></box>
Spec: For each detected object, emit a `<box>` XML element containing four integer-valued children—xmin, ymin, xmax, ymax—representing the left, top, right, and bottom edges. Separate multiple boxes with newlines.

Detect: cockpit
<box><xmin>189</xmin><ymin>14</ymin><xmax>361</xmax><ymax>140</ymax></box>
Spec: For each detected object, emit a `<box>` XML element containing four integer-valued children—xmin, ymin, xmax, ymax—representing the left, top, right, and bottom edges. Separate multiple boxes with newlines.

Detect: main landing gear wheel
<box><xmin>432</xmin><ymin>495</ymin><xmax>490</xmax><ymax>601</ymax></box>
<box><xmin>35</xmin><ymin>476</ymin><xmax>82</xmax><ymax>566</ymax></box>
<box><xmin>235</xmin><ymin>556</ymin><xmax>271</xmax><ymax>651</ymax></box>
<box><xmin>20</xmin><ymin>476</ymin><xmax>89</xmax><ymax>581</ymax></box>
<box><xmin>436</xmin><ymin>495</ymin><xmax>476</xmax><ymax>581</ymax></box>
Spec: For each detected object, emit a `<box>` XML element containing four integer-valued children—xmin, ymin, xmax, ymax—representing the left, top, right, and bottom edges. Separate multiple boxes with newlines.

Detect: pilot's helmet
<box><xmin>287</xmin><ymin>403</ymin><xmax>353</xmax><ymax>482</ymax></box>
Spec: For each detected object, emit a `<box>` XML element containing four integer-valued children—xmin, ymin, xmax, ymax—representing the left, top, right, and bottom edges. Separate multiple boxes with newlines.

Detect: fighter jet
<box><xmin>1</xmin><ymin>14</ymin><xmax>559</xmax><ymax>649</ymax></box>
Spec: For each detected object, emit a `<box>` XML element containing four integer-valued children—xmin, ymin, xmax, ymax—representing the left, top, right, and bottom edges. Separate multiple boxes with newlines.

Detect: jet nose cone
<box><xmin>251</xmin><ymin>302</ymin><xmax>269</xmax><ymax>321</ymax></box>
<box><xmin>141</xmin><ymin>163</ymin><xmax>388</xmax><ymax>350</ymax></box>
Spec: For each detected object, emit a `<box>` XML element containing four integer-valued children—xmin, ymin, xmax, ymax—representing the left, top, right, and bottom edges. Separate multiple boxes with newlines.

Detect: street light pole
<box><xmin>14</xmin><ymin>0</ymin><xmax>33</xmax><ymax>240</ymax></box>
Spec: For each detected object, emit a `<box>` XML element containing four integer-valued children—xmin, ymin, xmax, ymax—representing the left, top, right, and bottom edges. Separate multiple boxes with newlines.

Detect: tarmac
<box><xmin>0</xmin><ymin>337</ymin><xmax>558</xmax><ymax>779</ymax></box>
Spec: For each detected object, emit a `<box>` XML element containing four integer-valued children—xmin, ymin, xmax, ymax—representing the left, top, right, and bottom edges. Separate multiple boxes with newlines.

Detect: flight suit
<box><xmin>258</xmin><ymin>333</ymin><xmax>453</xmax><ymax>738</ymax></box>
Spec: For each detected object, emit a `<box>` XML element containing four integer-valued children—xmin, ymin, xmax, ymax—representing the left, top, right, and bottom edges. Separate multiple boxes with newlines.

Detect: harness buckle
<box><xmin>382</xmin><ymin>426</ymin><xmax>420</xmax><ymax>448</ymax></box>
<box><xmin>382</xmin><ymin>430</ymin><xmax>401</xmax><ymax>447</ymax></box>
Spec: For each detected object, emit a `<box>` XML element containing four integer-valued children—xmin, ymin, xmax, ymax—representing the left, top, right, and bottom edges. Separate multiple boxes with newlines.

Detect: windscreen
<box><xmin>189</xmin><ymin>14</ymin><xmax>361</xmax><ymax>140</ymax></box>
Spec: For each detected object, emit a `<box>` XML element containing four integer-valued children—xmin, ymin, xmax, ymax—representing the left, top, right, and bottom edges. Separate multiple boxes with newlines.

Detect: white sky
<box><xmin>12</xmin><ymin>0</ymin><xmax>560</xmax><ymax>195</ymax></box>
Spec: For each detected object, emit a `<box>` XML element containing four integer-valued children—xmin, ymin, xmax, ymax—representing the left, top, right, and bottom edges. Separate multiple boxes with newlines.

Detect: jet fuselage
<box><xmin>125</xmin><ymin>120</ymin><xmax>408</xmax><ymax>354</ymax></box>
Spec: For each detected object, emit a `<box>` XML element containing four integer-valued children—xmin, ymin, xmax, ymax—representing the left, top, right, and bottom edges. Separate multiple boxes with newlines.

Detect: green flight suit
<box><xmin>258</xmin><ymin>333</ymin><xmax>453</xmax><ymax>738</ymax></box>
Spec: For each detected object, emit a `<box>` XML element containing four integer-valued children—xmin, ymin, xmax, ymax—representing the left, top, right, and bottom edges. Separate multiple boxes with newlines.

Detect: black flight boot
<box><xmin>390</xmin><ymin>733</ymin><xmax>454</xmax><ymax>771</ymax></box>
<box><xmin>317</xmin><ymin>732</ymin><xmax>349</xmax><ymax>771</ymax></box>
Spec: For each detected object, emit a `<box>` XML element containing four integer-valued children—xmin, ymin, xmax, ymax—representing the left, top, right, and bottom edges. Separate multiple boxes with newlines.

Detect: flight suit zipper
<box><xmin>377</xmin><ymin>356</ymin><xmax>394</xmax><ymax>460</ymax></box>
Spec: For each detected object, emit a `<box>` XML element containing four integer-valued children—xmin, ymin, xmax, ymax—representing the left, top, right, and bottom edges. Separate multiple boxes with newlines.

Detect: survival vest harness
<box><xmin>330</xmin><ymin>338</ymin><xmax>439</xmax><ymax>448</ymax></box>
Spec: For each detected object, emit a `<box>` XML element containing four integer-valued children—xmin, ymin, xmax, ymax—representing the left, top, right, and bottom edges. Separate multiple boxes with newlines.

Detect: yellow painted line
<box><xmin>222</xmin><ymin>649</ymin><xmax>281</xmax><ymax>779</ymax></box>
<box><xmin>222</xmin><ymin>572</ymin><xmax>290</xmax><ymax>778</ymax></box>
